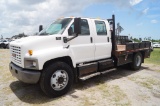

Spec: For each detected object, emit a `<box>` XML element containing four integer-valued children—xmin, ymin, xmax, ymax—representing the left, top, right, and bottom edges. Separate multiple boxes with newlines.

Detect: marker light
<box><xmin>96</xmin><ymin>17</ymin><xmax>100</xmax><ymax>19</ymax></box>
<box><xmin>28</xmin><ymin>50</ymin><xmax>33</xmax><ymax>56</ymax></box>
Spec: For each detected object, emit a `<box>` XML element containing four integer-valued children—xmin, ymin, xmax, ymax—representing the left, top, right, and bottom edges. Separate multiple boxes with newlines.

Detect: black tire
<box><xmin>130</xmin><ymin>52</ymin><xmax>142</xmax><ymax>70</ymax></box>
<box><xmin>40</xmin><ymin>62</ymin><xmax>74</xmax><ymax>97</ymax></box>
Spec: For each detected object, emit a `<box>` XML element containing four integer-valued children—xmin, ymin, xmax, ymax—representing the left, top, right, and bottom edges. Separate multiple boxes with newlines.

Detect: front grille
<box><xmin>10</xmin><ymin>46</ymin><xmax>21</xmax><ymax>65</ymax></box>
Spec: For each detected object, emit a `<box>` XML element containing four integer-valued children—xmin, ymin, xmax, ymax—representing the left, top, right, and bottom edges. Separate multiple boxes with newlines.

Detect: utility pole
<box><xmin>1</xmin><ymin>35</ymin><xmax>3</xmax><ymax>40</ymax></box>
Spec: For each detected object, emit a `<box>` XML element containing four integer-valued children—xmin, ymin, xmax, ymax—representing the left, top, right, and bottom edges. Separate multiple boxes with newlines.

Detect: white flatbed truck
<box><xmin>9</xmin><ymin>15</ymin><xmax>151</xmax><ymax>97</ymax></box>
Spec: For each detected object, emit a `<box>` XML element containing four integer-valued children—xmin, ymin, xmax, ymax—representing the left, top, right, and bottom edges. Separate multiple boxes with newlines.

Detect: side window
<box><xmin>95</xmin><ymin>21</ymin><xmax>107</xmax><ymax>35</ymax></box>
<box><xmin>69</xmin><ymin>19</ymin><xmax>90</xmax><ymax>36</ymax></box>
<box><xmin>81</xmin><ymin>19</ymin><xmax>90</xmax><ymax>35</ymax></box>
<box><xmin>69</xmin><ymin>23</ymin><xmax>74</xmax><ymax>36</ymax></box>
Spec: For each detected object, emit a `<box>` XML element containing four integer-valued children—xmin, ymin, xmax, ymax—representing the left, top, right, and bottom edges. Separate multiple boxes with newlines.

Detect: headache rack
<box><xmin>107</xmin><ymin>15</ymin><xmax>151</xmax><ymax>52</ymax></box>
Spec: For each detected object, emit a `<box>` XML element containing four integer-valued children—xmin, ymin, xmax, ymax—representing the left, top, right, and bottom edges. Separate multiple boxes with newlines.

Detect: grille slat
<box><xmin>10</xmin><ymin>46</ymin><xmax>21</xmax><ymax>65</ymax></box>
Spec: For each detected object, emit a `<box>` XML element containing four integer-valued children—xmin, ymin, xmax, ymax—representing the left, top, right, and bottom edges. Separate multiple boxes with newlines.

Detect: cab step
<box><xmin>79</xmin><ymin>72</ymin><xmax>101</xmax><ymax>81</ymax></box>
<box><xmin>79</xmin><ymin>68</ymin><xmax>116</xmax><ymax>81</ymax></box>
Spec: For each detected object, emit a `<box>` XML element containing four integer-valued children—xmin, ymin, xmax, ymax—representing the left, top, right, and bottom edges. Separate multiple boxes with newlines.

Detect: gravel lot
<box><xmin>0</xmin><ymin>49</ymin><xmax>160</xmax><ymax>106</ymax></box>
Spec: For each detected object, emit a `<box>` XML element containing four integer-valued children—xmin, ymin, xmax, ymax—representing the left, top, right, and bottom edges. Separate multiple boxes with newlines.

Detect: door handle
<box><xmin>107</xmin><ymin>37</ymin><xmax>110</xmax><ymax>42</ymax></box>
<box><xmin>90</xmin><ymin>37</ymin><xmax>93</xmax><ymax>43</ymax></box>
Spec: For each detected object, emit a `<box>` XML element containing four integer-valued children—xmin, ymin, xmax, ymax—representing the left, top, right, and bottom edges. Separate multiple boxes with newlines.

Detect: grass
<box><xmin>145</xmin><ymin>48</ymin><xmax>160</xmax><ymax>65</ymax></box>
<box><xmin>156</xmin><ymin>70</ymin><xmax>160</xmax><ymax>72</ymax></box>
<box><xmin>79</xmin><ymin>83</ymin><xmax>131</xmax><ymax>106</ymax></box>
<box><xmin>128</xmin><ymin>75</ymin><xmax>160</xmax><ymax>89</ymax></box>
<box><xmin>138</xmin><ymin>94</ymin><xmax>150</xmax><ymax>101</ymax></box>
<box><xmin>82</xmin><ymin>96</ymin><xmax>95</xmax><ymax>106</ymax></box>
<box><xmin>97</xmin><ymin>84</ymin><xmax>131</xmax><ymax>106</ymax></box>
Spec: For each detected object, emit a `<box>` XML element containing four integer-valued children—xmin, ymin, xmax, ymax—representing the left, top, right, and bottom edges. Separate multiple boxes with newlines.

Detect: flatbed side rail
<box><xmin>125</xmin><ymin>42</ymin><xmax>151</xmax><ymax>51</ymax></box>
<box><xmin>113</xmin><ymin>41</ymin><xmax>151</xmax><ymax>56</ymax></box>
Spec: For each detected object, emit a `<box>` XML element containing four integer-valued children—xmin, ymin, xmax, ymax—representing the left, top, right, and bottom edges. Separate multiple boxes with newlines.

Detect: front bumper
<box><xmin>9</xmin><ymin>62</ymin><xmax>41</xmax><ymax>84</ymax></box>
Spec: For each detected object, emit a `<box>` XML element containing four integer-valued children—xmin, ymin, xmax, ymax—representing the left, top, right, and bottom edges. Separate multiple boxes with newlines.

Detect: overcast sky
<box><xmin>0</xmin><ymin>0</ymin><xmax>160</xmax><ymax>39</ymax></box>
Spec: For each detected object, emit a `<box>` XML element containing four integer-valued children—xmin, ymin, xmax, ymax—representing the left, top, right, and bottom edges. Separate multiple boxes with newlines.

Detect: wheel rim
<box><xmin>135</xmin><ymin>55</ymin><xmax>141</xmax><ymax>67</ymax></box>
<box><xmin>50</xmin><ymin>70</ymin><xmax>69</xmax><ymax>91</ymax></box>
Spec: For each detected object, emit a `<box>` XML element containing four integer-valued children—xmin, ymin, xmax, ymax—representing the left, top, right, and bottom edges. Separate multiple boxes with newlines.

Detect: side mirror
<box><xmin>68</xmin><ymin>27</ymin><xmax>74</xmax><ymax>35</ymax></box>
<box><xmin>74</xmin><ymin>18</ymin><xmax>81</xmax><ymax>35</ymax></box>
<box><xmin>39</xmin><ymin>25</ymin><xmax>43</xmax><ymax>32</ymax></box>
<box><xmin>109</xmin><ymin>22</ymin><xmax>113</xmax><ymax>25</ymax></box>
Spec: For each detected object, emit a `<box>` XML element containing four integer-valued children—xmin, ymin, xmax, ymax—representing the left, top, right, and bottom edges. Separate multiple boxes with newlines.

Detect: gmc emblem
<box><xmin>12</xmin><ymin>53</ymin><xmax>16</xmax><ymax>57</ymax></box>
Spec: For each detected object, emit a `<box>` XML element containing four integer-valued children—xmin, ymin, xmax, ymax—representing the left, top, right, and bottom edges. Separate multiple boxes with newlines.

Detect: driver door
<box><xmin>68</xmin><ymin>19</ymin><xmax>95</xmax><ymax>64</ymax></box>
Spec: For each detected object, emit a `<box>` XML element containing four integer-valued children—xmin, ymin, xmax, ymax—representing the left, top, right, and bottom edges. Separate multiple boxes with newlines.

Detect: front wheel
<box><xmin>40</xmin><ymin>62</ymin><xmax>74</xmax><ymax>97</ymax></box>
<box><xmin>130</xmin><ymin>52</ymin><xmax>142</xmax><ymax>70</ymax></box>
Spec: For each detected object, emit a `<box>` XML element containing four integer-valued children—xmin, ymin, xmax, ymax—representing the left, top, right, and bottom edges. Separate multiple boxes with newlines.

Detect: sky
<box><xmin>0</xmin><ymin>0</ymin><xmax>160</xmax><ymax>39</ymax></box>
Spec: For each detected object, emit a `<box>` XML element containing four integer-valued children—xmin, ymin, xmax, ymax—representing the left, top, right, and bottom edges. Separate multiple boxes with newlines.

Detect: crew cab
<box><xmin>9</xmin><ymin>15</ymin><xmax>151</xmax><ymax>97</ymax></box>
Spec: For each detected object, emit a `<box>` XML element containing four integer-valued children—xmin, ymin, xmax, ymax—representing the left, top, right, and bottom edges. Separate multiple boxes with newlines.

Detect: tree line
<box><xmin>130</xmin><ymin>36</ymin><xmax>160</xmax><ymax>43</ymax></box>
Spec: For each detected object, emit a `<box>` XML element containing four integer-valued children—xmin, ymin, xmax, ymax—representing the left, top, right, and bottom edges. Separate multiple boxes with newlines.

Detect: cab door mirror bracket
<box><xmin>64</xmin><ymin>18</ymin><xmax>81</xmax><ymax>43</ymax></box>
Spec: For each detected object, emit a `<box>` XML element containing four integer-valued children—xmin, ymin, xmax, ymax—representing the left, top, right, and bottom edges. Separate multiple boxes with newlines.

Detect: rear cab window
<box><xmin>95</xmin><ymin>21</ymin><xmax>107</xmax><ymax>36</ymax></box>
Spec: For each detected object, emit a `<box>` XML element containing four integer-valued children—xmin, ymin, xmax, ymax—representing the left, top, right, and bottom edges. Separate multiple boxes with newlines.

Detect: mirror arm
<box><xmin>63</xmin><ymin>34</ymin><xmax>78</xmax><ymax>43</ymax></box>
<box><xmin>67</xmin><ymin>34</ymin><xmax>78</xmax><ymax>42</ymax></box>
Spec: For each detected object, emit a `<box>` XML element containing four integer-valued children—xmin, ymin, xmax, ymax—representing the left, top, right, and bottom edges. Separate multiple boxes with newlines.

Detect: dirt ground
<box><xmin>0</xmin><ymin>49</ymin><xmax>160</xmax><ymax>106</ymax></box>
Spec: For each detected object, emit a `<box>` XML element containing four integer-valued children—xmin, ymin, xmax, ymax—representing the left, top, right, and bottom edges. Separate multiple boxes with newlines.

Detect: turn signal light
<box><xmin>28</xmin><ymin>50</ymin><xmax>33</xmax><ymax>56</ymax></box>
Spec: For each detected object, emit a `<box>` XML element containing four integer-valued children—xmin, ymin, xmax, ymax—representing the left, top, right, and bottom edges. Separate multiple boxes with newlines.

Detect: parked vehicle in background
<box><xmin>153</xmin><ymin>43</ymin><xmax>160</xmax><ymax>48</ymax></box>
<box><xmin>0</xmin><ymin>39</ymin><xmax>10</xmax><ymax>49</ymax></box>
<box><xmin>153</xmin><ymin>42</ymin><xmax>159</xmax><ymax>45</ymax></box>
<box><xmin>9</xmin><ymin>15</ymin><xmax>152</xmax><ymax>97</ymax></box>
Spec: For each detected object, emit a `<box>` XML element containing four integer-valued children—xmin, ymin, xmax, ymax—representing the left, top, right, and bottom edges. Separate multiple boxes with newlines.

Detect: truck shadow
<box><xmin>10</xmin><ymin>66</ymin><xmax>145</xmax><ymax>104</ymax></box>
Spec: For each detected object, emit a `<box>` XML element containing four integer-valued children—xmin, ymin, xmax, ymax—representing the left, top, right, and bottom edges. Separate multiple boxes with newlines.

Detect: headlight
<box><xmin>24</xmin><ymin>58</ymin><xmax>38</xmax><ymax>69</ymax></box>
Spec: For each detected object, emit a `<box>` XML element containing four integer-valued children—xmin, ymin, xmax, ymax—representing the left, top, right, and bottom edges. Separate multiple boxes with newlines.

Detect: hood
<box><xmin>10</xmin><ymin>35</ymin><xmax>64</xmax><ymax>50</ymax></box>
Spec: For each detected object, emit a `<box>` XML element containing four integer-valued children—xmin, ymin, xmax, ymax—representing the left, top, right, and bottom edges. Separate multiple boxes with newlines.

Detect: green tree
<box><xmin>133</xmin><ymin>38</ymin><xmax>140</xmax><ymax>42</ymax></box>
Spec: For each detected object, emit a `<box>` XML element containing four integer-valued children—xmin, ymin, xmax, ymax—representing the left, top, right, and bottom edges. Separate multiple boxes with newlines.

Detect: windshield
<box><xmin>39</xmin><ymin>18</ymin><xmax>72</xmax><ymax>35</ymax></box>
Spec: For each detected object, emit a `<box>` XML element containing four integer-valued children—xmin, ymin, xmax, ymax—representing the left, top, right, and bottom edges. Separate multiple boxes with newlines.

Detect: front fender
<box><xmin>24</xmin><ymin>47</ymin><xmax>75</xmax><ymax>70</ymax></box>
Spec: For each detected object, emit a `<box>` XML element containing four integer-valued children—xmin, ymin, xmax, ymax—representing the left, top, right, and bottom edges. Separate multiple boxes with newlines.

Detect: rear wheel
<box><xmin>40</xmin><ymin>62</ymin><xmax>74</xmax><ymax>97</ymax></box>
<box><xmin>130</xmin><ymin>52</ymin><xmax>142</xmax><ymax>70</ymax></box>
